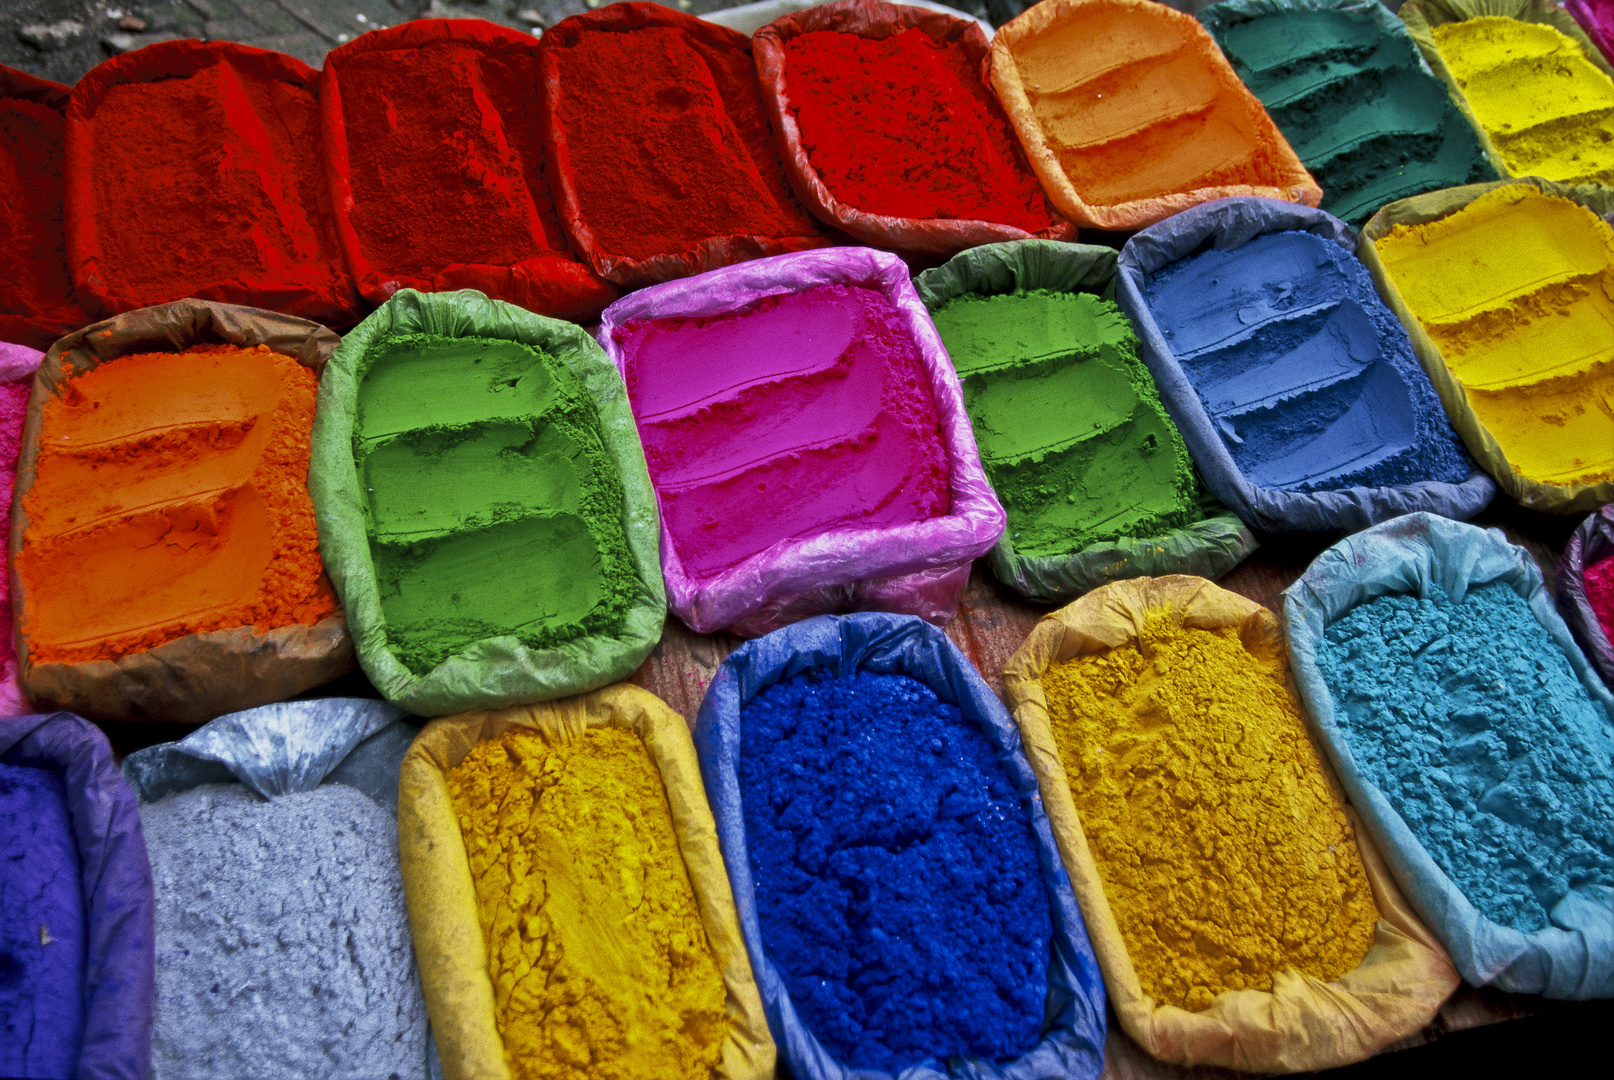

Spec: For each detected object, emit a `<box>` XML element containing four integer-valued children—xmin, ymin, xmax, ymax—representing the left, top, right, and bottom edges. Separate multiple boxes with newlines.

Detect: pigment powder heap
<box><xmin>739</xmin><ymin>668</ymin><xmax>1051</xmax><ymax>1070</ymax></box>
<box><xmin>1</xmin><ymin>376</ymin><xmax>31</xmax><ymax>700</ymax></box>
<box><xmin>0</xmin><ymin>69</ymin><xmax>85</xmax><ymax>350</ymax></box>
<box><xmin>445</xmin><ymin>726</ymin><xmax>729</xmax><ymax>1080</ymax></box>
<box><xmin>613</xmin><ymin>284</ymin><xmax>950</xmax><ymax>581</ymax></box>
<box><xmin>1373</xmin><ymin>184</ymin><xmax>1614</xmax><ymax>489</ymax></box>
<box><xmin>1041</xmin><ymin>605</ymin><xmax>1379</xmax><ymax>1011</ymax></box>
<box><xmin>929</xmin><ymin>288</ymin><xmax>1199</xmax><ymax>557</ymax></box>
<box><xmin>1204</xmin><ymin>3</ymin><xmax>1494</xmax><ymax>225</ymax></box>
<box><xmin>141</xmin><ymin>783</ymin><xmax>428</xmax><ymax>1079</ymax></box>
<box><xmin>1588</xmin><ymin>553</ymin><xmax>1614</xmax><ymax>641</ymax></box>
<box><xmin>0</xmin><ymin>762</ymin><xmax>85</xmax><ymax>1079</ymax></box>
<box><xmin>1317</xmin><ymin>582</ymin><xmax>1614</xmax><ymax>932</ymax></box>
<box><xmin>1142</xmin><ymin>229</ymin><xmax>1472</xmax><ymax>492</ymax></box>
<box><xmin>322</xmin><ymin>22</ymin><xmax>614</xmax><ymax>318</ymax></box>
<box><xmin>353</xmin><ymin>332</ymin><xmax>639</xmax><ymax>675</ymax></box>
<box><xmin>1429</xmin><ymin>17</ymin><xmax>1614</xmax><ymax>186</ymax></box>
<box><xmin>68</xmin><ymin>42</ymin><xmax>357</xmax><ymax>324</ymax></box>
<box><xmin>542</xmin><ymin>6</ymin><xmax>823</xmax><ymax>283</ymax></box>
<box><xmin>17</xmin><ymin>344</ymin><xmax>337</xmax><ymax>666</ymax></box>
<box><xmin>775</xmin><ymin>23</ymin><xmax>1062</xmax><ymax>232</ymax></box>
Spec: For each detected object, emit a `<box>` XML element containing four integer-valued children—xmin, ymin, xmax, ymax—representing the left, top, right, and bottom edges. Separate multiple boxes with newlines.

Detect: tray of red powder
<box><xmin>319</xmin><ymin>20</ymin><xmax>618</xmax><ymax>321</ymax></box>
<box><xmin>598</xmin><ymin>246</ymin><xmax>1005</xmax><ymax>636</ymax></box>
<box><xmin>1557</xmin><ymin>503</ymin><xmax>1614</xmax><ymax>688</ymax></box>
<box><xmin>540</xmin><ymin>2</ymin><xmax>830</xmax><ymax>288</ymax></box>
<box><xmin>753</xmin><ymin>0</ymin><xmax>1075</xmax><ymax>257</ymax></box>
<box><xmin>1</xmin><ymin>66</ymin><xmax>92</xmax><ymax>351</ymax></box>
<box><xmin>10</xmin><ymin>299</ymin><xmax>353</xmax><ymax>724</ymax></box>
<box><xmin>64</xmin><ymin>41</ymin><xmax>361</xmax><ymax>328</ymax></box>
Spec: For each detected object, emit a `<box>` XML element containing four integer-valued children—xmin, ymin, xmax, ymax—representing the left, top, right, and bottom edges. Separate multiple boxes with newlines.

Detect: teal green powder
<box><xmin>355</xmin><ymin>333</ymin><xmax>638</xmax><ymax>675</ymax></box>
<box><xmin>930</xmin><ymin>290</ymin><xmax>1199</xmax><ymax>559</ymax></box>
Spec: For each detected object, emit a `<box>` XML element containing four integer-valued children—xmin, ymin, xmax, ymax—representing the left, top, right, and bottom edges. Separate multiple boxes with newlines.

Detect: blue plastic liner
<box><xmin>1115</xmin><ymin>197</ymin><xmax>1495</xmax><ymax>534</ymax></box>
<box><xmin>0</xmin><ymin>712</ymin><xmax>157</xmax><ymax>1080</ymax></box>
<box><xmin>1557</xmin><ymin>505</ymin><xmax>1614</xmax><ymax>690</ymax></box>
<box><xmin>1283</xmin><ymin>513</ymin><xmax>1614</xmax><ymax>997</ymax></box>
<box><xmin>693</xmin><ymin>612</ymin><xmax>1106</xmax><ymax>1080</ymax></box>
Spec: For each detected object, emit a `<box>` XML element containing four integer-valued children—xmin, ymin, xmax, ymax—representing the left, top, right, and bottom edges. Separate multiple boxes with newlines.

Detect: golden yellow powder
<box><xmin>446</xmin><ymin>727</ymin><xmax>729</xmax><ymax>1080</ymax></box>
<box><xmin>1433</xmin><ymin>17</ymin><xmax>1614</xmax><ymax>186</ymax></box>
<box><xmin>1375</xmin><ymin>184</ymin><xmax>1614</xmax><ymax>487</ymax></box>
<box><xmin>1041</xmin><ymin>606</ymin><xmax>1378</xmax><ymax>1012</ymax></box>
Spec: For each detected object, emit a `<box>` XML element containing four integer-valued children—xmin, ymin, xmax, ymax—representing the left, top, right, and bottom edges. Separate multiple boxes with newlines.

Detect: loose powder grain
<box><xmin>1041</xmin><ymin>607</ymin><xmax>1378</xmax><ymax>1011</ymax></box>
<box><xmin>141</xmin><ymin>782</ymin><xmax>427</xmax><ymax>1080</ymax></box>
<box><xmin>1432</xmin><ymin>17</ymin><xmax>1614</xmax><ymax>187</ymax></box>
<box><xmin>930</xmin><ymin>289</ymin><xmax>1199</xmax><ymax>557</ymax></box>
<box><xmin>19</xmin><ymin>344</ymin><xmax>336</xmax><ymax>665</ymax></box>
<box><xmin>1374</xmin><ymin>184</ymin><xmax>1614</xmax><ymax>488</ymax></box>
<box><xmin>445</xmin><ymin>727</ymin><xmax>728</xmax><ymax>1080</ymax></box>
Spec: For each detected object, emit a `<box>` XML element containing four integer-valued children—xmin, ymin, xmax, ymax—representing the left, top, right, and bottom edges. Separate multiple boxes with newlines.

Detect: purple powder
<box><xmin>0</xmin><ymin>760</ymin><xmax>86</xmax><ymax>1078</ymax></box>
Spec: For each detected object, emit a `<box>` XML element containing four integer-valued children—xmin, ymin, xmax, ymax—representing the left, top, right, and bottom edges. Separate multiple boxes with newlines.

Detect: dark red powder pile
<box><xmin>322</xmin><ymin>20</ymin><xmax>616</xmax><ymax>320</ymax></box>
<box><xmin>540</xmin><ymin>3</ymin><xmax>826</xmax><ymax>287</ymax></box>
<box><xmin>780</xmin><ymin>26</ymin><xmax>1061</xmax><ymax>234</ymax></box>
<box><xmin>66</xmin><ymin>41</ymin><xmax>359</xmax><ymax>327</ymax></box>
<box><xmin>1587</xmin><ymin>554</ymin><xmax>1614</xmax><ymax>644</ymax></box>
<box><xmin>1</xmin><ymin>67</ymin><xmax>89</xmax><ymax>350</ymax></box>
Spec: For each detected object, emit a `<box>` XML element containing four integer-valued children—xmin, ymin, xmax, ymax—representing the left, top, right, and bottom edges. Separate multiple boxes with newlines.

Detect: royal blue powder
<box><xmin>1318</xmin><ymin>582</ymin><xmax>1614</xmax><ymax>932</ymax></box>
<box><xmin>1143</xmin><ymin>230</ymin><xmax>1472</xmax><ymax>493</ymax></box>
<box><xmin>0</xmin><ymin>761</ymin><xmax>86</xmax><ymax>1079</ymax></box>
<box><xmin>739</xmin><ymin>668</ymin><xmax>1051</xmax><ymax>1071</ymax></box>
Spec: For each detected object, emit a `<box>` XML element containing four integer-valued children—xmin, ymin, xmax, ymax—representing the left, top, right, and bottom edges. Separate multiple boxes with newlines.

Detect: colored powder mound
<box><xmin>446</xmin><ymin>727</ymin><xmax>729</xmax><ymax>1080</ymax></box>
<box><xmin>1144</xmin><ymin>229</ymin><xmax>1473</xmax><ymax>492</ymax></box>
<box><xmin>1318</xmin><ymin>582</ymin><xmax>1614</xmax><ymax>932</ymax></box>
<box><xmin>1374</xmin><ymin>184</ymin><xmax>1614</xmax><ymax>487</ymax></box>
<box><xmin>0</xmin><ymin>82</ymin><xmax>82</xmax><ymax>343</ymax></box>
<box><xmin>739</xmin><ymin>669</ymin><xmax>1051</xmax><ymax>1070</ymax></box>
<box><xmin>782</xmin><ymin>27</ymin><xmax>1058</xmax><ymax>231</ymax></box>
<box><xmin>85</xmin><ymin>49</ymin><xmax>353</xmax><ymax>317</ymax></box>
<box><xmin>0</xmin><ymin>762</ymin><xmax>86</xmax><ymax>1080</ymax></box>
<box><xmin>1207</xmin><ymin>5</ymin><xmax>1494</xmax><ymax>225</ymax></box>
<box><xmin>142</xmin><ymin>783</ymin><xmax>428</xmax><ymax>1079</ymax></box>
<box><xmin>355</xmin><ymin>333</ymin><xmax>639</xmax><ymax>675</ymax></box>
<box><xmin>930</xmin><ymin>289</ymin><xmax>1199</xmax><ymax>557</ymax></box>
<box><xmin>1588</xmin><ymin>553</ymin><xmax>1614</xmax><ymax>642</ymax></box>
<box><xmin>1433</xmin><ymin>17</ymin><xmax>1614</xmax><ymax>187</ymax></box>
<box><xmin>1566</xmin><ymin>0</ymin><xmax>1614</xmax><ymax>65</ymax></box>
<box><xmin>1007</xmin><ymin>0</ymin><xmax>1296</xmax><ymax>205</ymax></box>
<box><xmin>19</xmin><ymin>344</ymin><xmax>337</xmax><ymax>665</ymax></box>
<box><xmin>334</xmin><ymin>35</ymin><xmax>576</xmax><ymax>280</ymax></box>
<box><xmin>1041</xmin><ymin>607</ymin><xmax>1379</xmax><ymax>1012</ymax></box>
<box><xmin>548</xmin><ymin>20</ymin><xmax>820</xmax><ymax>262</ymax></box>
<box><xmin>614</xmin><ymin>284</ymin><xmax>950</xmax><ymax>580</ymax></box>
<box><xmin>1</xmin><ymin>381</ymin><xmax>30</xmax><ymax>685</ymax></box>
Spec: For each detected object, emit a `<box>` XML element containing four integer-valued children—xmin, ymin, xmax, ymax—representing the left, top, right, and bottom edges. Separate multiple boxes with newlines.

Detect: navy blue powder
<box><xmin>1318</xmin><ymin>582</ymin><xmax>1614</xmax><ymax>931</ymax></box>
<box><xmin>739</xmin><ymin>668</ymin><xmax>1051</xmax><ymax>1072</ymax></box>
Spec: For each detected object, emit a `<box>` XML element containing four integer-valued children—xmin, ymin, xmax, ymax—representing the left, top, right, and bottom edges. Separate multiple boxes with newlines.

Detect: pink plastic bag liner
<box><xmin>1</xmin><ymin>343</ymin><xmax>43</xmax><ymax>717</ymax></box>
<box><xmin>597</xmin><ymin>247</ymin><xmax>1004</xmax><ymax>635</ymax></box>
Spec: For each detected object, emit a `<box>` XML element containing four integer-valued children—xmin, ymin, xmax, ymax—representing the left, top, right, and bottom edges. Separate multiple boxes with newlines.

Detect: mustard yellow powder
<box><xmin>1375</xmin><ymin>184</ymin><xmax>1614</xmax><ymax>487</ymax></box>
<box><xmin>1040</xmin><ymin>607</ymin><xmax>1379</xmax><ymax>1012</ymax></box>
<box><xmin>1432</xmin><ymin>17</ymin><xmax>1614</xmax><ymax>186</ymax></box>
<box><xmin>446</xmin><ymin>727</ymin><xmax>729</xmax><ymax>1080</ymax></box>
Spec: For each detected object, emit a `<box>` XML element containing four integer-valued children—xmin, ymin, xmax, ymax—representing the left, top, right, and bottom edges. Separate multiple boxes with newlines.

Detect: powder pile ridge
<box><xmin>1317</xmin><ymin>582</ymin><xmax>1614</xmax><ymax>932</ymax></box>
<box><xmin>778</xmin><ymin>24</ymin><xmax>1060</xmax><ymax>232</ymax></box>
<box><xmin>446</xmin><ymin>726</ymin><xmax>729</xmax><ymax>1080</ymax></box>
<box><xmin>930</xmin><ymin>289</ymin><xmax>1199</xmax><ymax>558</ymax></box>
<box><xmin>1041</xmin><ymin>605</ymin><xmax>1379</xmax><ymax>1012</ymax></box>
<box><xmin>1587</xmin><ymin>553</ymin><xmax>1614</xmax><ymax>643</ymax></box>
<box><xmin>739</xmin><ymin>668</ymin><xmax>1052</xmax><ymax>1071</ymax></box>
<box><xmin>354</xmin><ymin>332</ymin><xmax>640</xmax><ymax>676</ymax></box>
<box><xmin>1374</xmin><ymin>184</ymin><xmax>1614</xmax><ymax>488</ymax></box>
<box><xmin>1432</xmin><ymin>16</ymin><xmax>1614</xmax><ymax>186</ymax></box>
<box><xmin>614</xmin><ymin>283</ymin><xmax>950</xmax><ymax>581</ymax></box>
<box><xmin>1205</xmin><ymin>3</ymin><xmax>1494</xmax><ymax>225</ymax></box>
<box><xmin>141</xmin><ymin>782</ymin><xmax>427</xmax><ymax>1080</ymax></box>
<box><xmin>1142</xmin><ymin>228</ymin><xmax>1472</xmax><ymax>492</ymax></box>
<box><xmin>0</xmin><ymin>761</ymin><xmax>85</xmax><ymax>1080</ymax></box>
<box><xmin>0</xmin><ymin>70</ymin><xmax>84</xmax><ymax>349</ymax></box>
<box><xmin>18</xmin><ymin>344</ymin><xmax>337</xmax><ymax>666</ymax></box>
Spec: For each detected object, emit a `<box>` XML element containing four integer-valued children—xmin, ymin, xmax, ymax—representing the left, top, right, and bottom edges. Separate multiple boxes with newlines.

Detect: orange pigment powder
<box><xmin>18</xmin><ymin>344</ymin><xmax>336</xmax><ymax>665</ymax></box>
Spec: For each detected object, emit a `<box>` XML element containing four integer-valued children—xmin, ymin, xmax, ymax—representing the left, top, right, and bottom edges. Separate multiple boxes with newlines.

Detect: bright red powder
<box><xmin>541</xmin><ymin>4</ymin><xmax>825</xmax><ymax>286</ymax></box>
<box><xmin>781</xmin><ymin>26</ymin><xmax>1059</xmax><ymax>231</ymax></box>
<box><xmin>1</xmin><ymin>68</ymin><xmax>88</xmax><ymax>350</ymax></box>
<box><xmin>323</xmin><ymin>21</ymin><xmax>616</xmax><ymax>320</ymax></box>
<box><xmin>1586</xmin><ymin>554</ymin><xmax>1614</xmax><ymax>643</ymax></box>
<box><xmin>67</xmin><ymin>41</ymin><xmax>359</xmax><ymax>327</ymax></box>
